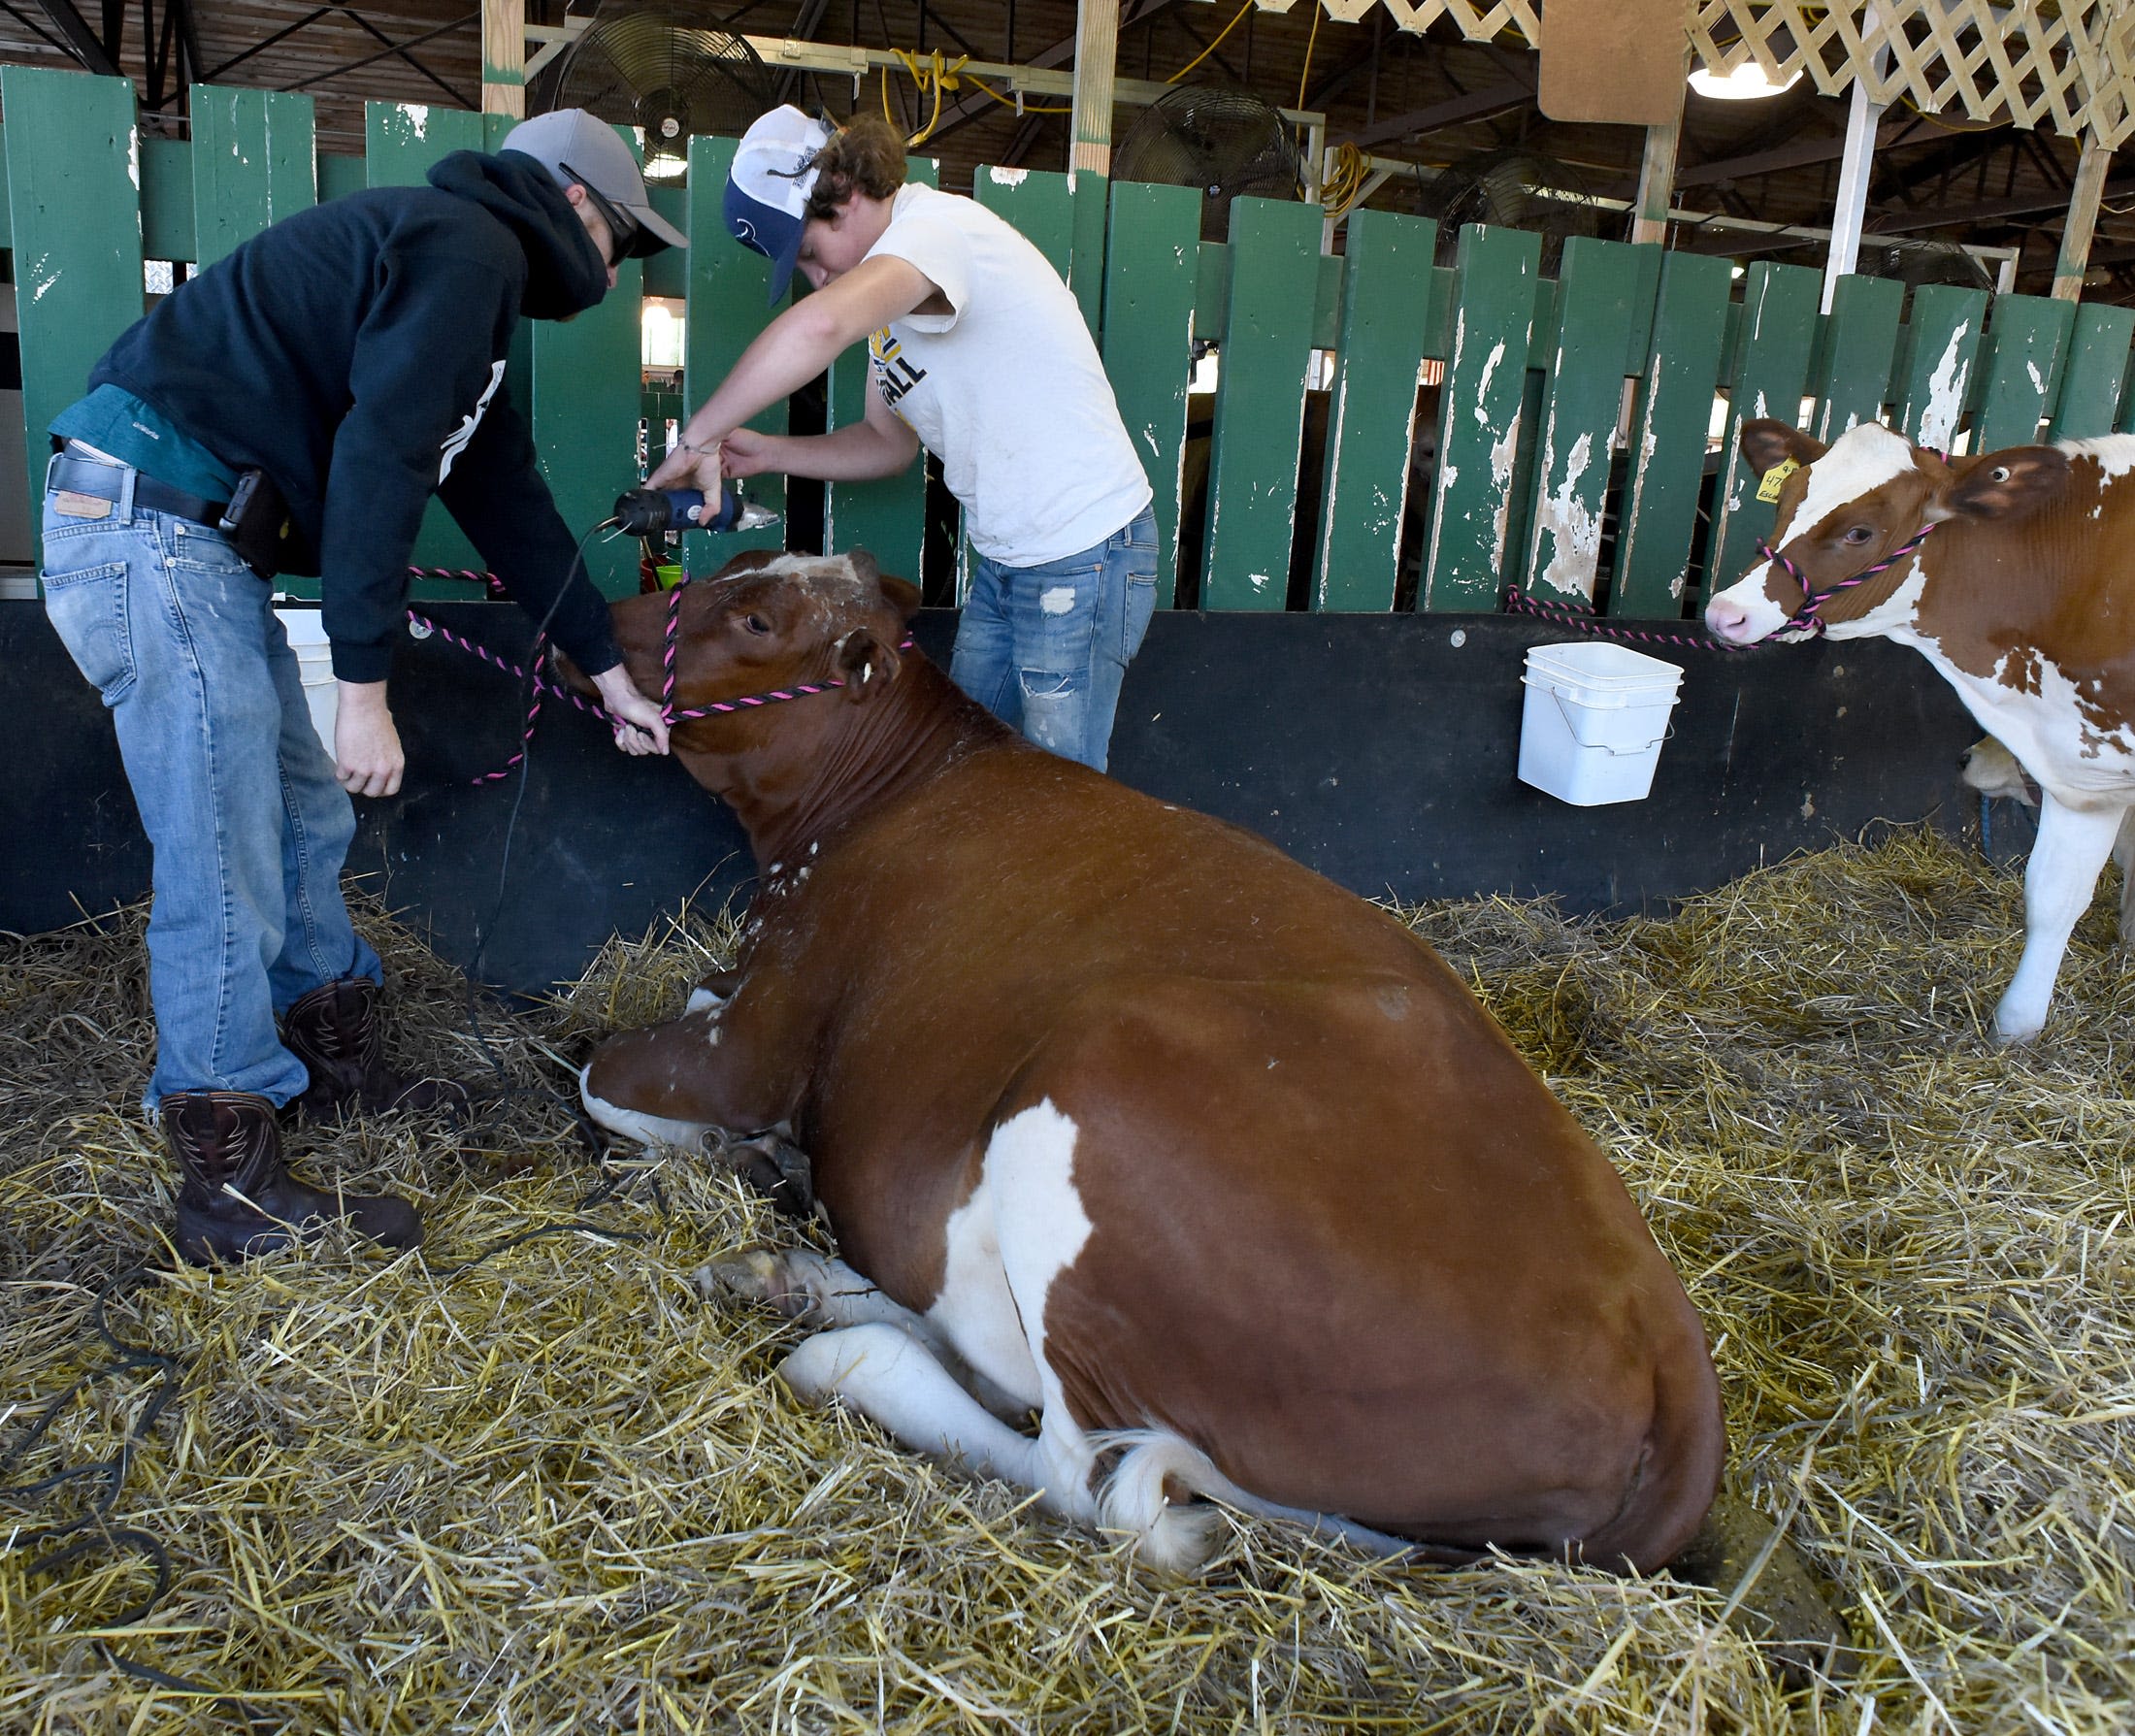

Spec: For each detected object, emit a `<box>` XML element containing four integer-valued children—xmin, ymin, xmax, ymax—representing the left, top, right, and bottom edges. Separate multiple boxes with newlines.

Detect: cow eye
<box><xmin>741</xmin><ymin>612</ymin><xmax>771</xmax><ymax>636</ymax></box>
<box><xmin>1842</xmin><ymin>525</ymin><xmax>1876</xmax><ymax>545</ymax></box>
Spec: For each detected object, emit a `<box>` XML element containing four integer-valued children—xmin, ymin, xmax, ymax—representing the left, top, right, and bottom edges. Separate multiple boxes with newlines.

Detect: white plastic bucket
<box><xmin>275</xmin><ymin>606</ymin><xmax>338</xmax><ymax>759</ymax></box>
<box><xmin>1518</xmin><ymin>639</ymin><xmax>1684</xmax><ymax>806</ymax></box>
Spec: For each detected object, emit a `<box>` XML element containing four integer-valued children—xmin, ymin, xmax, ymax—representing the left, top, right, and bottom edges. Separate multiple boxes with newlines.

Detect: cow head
<box><xmin>1703</xmin><ymin>418</ymin><xmax>2069</xmax><ymax>645</ymax></box>
<box><xmin>565</xmin><ymin>548</ymin><xmax>922</xmax><ymax>788</ymax></box>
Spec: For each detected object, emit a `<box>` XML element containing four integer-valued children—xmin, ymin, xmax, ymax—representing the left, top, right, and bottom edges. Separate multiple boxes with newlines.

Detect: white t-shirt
<box><xmin>864</xmin><ymin>182</ymin><xmax>1153</xmax><ymax>568</ymax></box>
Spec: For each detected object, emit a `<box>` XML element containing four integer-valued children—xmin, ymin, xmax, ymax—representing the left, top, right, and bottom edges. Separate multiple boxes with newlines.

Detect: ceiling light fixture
<box><xmin>1689</xmin><ymin>61</ymin><xmax>1805</xmax><ymax>101</ymax></box>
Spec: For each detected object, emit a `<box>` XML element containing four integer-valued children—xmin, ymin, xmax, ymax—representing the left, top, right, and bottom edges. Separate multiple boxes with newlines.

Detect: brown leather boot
<box><xmin>281</xmin><ymin>978</ymin><xmax>469</xmax><ymax>1121</ymax></box>
<box><xmin>164</xmin><ymin>1089</ymin><xmax>423</xmax><ymax>1265</ymax></box>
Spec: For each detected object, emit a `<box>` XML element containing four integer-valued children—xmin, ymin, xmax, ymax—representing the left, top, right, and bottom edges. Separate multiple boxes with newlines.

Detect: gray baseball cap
<box><xmin>502</xmin><ymin>109</ymin><xmax>687</xmax><ymax>257</ymax></box>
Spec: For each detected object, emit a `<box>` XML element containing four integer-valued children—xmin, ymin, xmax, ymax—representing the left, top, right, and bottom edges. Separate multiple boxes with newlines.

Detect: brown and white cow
<box><xmin>573</xmin><ymin>549</ymin><xmax>1723</xmax><ymax>1575</ymax></box>
<box><xmin>1706</xmin><ymin>417</ymin><xmax>2135</xmax><ymax>1043</ymax></box>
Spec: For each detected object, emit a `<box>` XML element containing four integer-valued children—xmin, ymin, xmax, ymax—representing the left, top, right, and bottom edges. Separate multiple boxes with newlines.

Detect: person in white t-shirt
<box><xmin>650</xmin><ymin>107</ymin><xmax>1158</xmax><ymax>772</ymax></box>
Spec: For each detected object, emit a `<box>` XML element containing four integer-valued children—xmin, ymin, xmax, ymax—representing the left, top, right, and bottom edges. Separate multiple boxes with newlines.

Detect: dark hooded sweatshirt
<box><xmin>86</xmin><ymin>150</ymin><xmax>622</xmax><ymax>683</ymax></box>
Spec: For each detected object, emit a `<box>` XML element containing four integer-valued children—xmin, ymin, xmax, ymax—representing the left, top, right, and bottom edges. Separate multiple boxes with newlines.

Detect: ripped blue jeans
<box><xmin>949</xmin><ymin>508</ymin><xmax>1158</xmax><ymax>773</ymax></box>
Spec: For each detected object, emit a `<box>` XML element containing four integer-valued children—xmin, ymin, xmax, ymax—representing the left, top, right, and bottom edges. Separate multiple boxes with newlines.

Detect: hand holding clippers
<box><xmin>611</xmin><ymin>483</ymin><xmax>779</xmax><ymax>538</ymax></box>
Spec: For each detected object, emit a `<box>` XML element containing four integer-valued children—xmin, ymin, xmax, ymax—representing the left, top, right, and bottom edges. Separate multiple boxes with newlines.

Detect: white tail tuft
<box><xmin>1091</xmin><ymin>1429</ymin><xmax>1229</xmax><ymax>1573</ymax></box>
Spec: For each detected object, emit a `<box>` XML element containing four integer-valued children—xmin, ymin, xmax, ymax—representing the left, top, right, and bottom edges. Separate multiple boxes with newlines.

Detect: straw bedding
<box><xmin>4</xmin><ymin>826</ymin><xmax>2133</xmax><ymax>1733</ymax></box>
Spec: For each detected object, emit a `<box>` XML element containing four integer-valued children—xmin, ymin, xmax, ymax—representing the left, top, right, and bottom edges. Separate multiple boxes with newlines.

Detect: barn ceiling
<box><xmin>0</xmin><ymin>0</ymin><xmax>2115</xmax><ymax>298</ymax></box>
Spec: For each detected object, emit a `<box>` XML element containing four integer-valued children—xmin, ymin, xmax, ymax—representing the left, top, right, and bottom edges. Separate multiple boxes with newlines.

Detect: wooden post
<box><xmin>1068</xmin><ymin>0</ymin><xmax>1119</xmax><ymax>178</ymax></box>
<box><xmin>2053</xmin><ymin>135</ymin><xmax>2114</xmax><ymax>302</ymax></box>
<box><xmin>482</xmin><ymin>0</ymin><xmax>527</xmax><ymax>119</ymax></box>
<box><xmin>1630</xmin><ymin>119</ymin><xmax>1679</xmax><ymax>245</ymax></box>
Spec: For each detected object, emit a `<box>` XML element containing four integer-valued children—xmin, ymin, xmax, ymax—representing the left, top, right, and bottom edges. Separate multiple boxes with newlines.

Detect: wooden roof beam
<box><xmin>1675</xmin><ymin>115</ymin><xmax>1922</xmax><ymax>189</ymax></box>
<box><xmin>1338</xmin><ymin>77</ymin><xmax>1533</xmax><ymax>152</ymax></box>
<box><xmin>1868</xmin><ymin>177</ymin><xmax>2135</xmax><ymax>234</ymax></box>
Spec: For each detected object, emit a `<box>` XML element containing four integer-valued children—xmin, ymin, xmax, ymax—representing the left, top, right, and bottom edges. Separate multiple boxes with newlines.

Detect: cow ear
<box><xmin>847</xmin><ymin>547</ymin><xmax>922</xmax><ymax>623</ymax></box>
<box><xmin>836</xmin><ymin>628</ymin><xmax>902</xmax><ymax>704</ymax></box>
<box><xmin>1739</xmin><ymin>418</ymin><xmax>1825</xmax><ymax>477</ymax></box>
<box><xmin>1940</xmin><ymin>446</ymin><xmax>2070</xmax><ymax>520</ymax></box>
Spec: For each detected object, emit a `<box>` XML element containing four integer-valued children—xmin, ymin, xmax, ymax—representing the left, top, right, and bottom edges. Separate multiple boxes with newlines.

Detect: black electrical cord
<box><xmin>431</xmin><ymin>515</ymin><xmax>669</xmax><ymax>1255</ymax></box>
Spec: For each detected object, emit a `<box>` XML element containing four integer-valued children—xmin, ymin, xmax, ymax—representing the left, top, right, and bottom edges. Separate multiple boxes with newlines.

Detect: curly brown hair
<box><xmin>803</xmin><ymin>115</ymin><xmax>907</xmax><ymax>220</ymax></box>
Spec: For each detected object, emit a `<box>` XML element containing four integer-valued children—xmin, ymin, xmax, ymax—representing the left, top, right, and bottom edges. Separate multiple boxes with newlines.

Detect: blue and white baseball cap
<box><xmin>726</xmin><ymin>105</ymin><xmax>833</xmax><ymax>302</ymax></box>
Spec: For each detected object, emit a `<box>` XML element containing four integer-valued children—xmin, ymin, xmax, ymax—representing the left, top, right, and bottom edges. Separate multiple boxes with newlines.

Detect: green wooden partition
<box><xmin>2050</xmin><ymin>305</ymin><xmax>2135</xmax><ymax>439</ymax></box>
<box><xmin>1617</xmin><ymin>249</ymin><xmax>1732</xmax><ymax>614</ymax></box>
<box><xmin>1709</xmin><ymin>260</ymin><xmax>1822</xmax><ymax>588</ymax></box>
<box><xmin>1100</xmin><ymin>181</ymin><xmax>1199</xmax><ymax>606</ymax></box>
<box><xmin>1314</xmin><ymin>208</ymin><xmax>1436</xmax><ymax>611</ymax></box>
<box><xmin>1422</xmin><ymin>224</ymin><xmax>1540</xmax><ymax>611</ymax></box>
<box><xmin>3</xmin><ymin>66</ymin><xmax>145</xmax><ymax>533</ymax></box>
<box><xmin>1201</xmin><ymin>196</ymin><xmax>1321</xmax><ymax>609</ymax></box>
<box><xmin>15</xmin><ymin>67</ymin><xmax>2135</xmax><ymax>630</ymax></box>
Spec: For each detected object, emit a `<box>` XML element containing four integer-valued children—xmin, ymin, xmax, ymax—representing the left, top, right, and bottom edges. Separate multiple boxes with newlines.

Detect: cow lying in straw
<box><xmin>567</xmin><ymin>549</ymin><xmax>1724</xmax><ymax>1576</ymax></box>
<box><xmin>1706</xmin><ymin>418</ymin><xmax>2135</xmax><ymax>1043</ymax></box>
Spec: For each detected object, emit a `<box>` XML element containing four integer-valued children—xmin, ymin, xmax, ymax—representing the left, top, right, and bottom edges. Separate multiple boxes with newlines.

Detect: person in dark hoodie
<box><xmin>38</xmin><ymin>110</ymin><xmax>680</xmax><ymax>1265</ymax></box>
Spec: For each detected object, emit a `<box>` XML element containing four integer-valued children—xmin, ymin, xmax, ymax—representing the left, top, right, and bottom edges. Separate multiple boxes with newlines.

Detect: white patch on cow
<box><xmin>1823</xmin><ymin>561</ymin><xmax>1930</xmax><ymax>642</ymax></box>
<box><xmin>1703</xmin><ymin>570</ymin><xmax>1792</xmax><ymax>641</ymax></box>
<box><xmin>1791</xmin><ymin>423</ymin><xmax>1916</xmax><ymax>542</ymax></box>
<box><xmin>578</xmin><ymin>1064</ymin><xmax>710</xmax><ymax>1152</ymax></box>
<box><xmin>1039</xmin><ymin>585</ymin><xmax>1076</xmax><ymax>616</ymax></box>
<box><xmin>2057</xmin><ymin>436</ymin><xmax>2135</xmax><ymax>483</ymax></box>
<box><xmin>1979</xmin><ymin>648</ymin><xmax>2135</xmax><ymax>780</ymax></box>
<box><xmin>926</xmin><ymin>1100</ymin><xmax>1089</xmax><ymax>1410</ymax></box>
<box><xmin>684</xmin><ymin>983</ymin><xmax>730</xmax><ymax>1014</ymax></box>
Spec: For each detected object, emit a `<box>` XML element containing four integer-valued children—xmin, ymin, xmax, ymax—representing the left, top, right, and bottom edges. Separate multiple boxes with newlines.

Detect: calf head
<box><xmin>1703</xmin><ymin>418</ymin><xmax>2068</xmax><ymax>645</ymax></box>
<box><xmin>582</xmin><ymin>549</ymin><xmax>921</xmax><ymax>786</ymax></box>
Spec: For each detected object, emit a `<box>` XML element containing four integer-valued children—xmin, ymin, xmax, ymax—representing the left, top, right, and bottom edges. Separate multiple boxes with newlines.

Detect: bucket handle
<box><xmin>1549</xmin><ymin>689</ymin><xmax>1677</xmax><ymax>755</ymax></box>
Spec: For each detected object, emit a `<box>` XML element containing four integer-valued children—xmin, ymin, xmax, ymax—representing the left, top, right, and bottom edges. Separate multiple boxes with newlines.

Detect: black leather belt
<box><xmin>46</xmin><ymin>450</ymin><xmax>227</xmax><ymax>527</ymax></box>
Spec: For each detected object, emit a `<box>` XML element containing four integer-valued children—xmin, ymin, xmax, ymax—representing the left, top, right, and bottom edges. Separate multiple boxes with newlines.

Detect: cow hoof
<box><xmin>706</xmin><ymin>1246</ymin><xmax>814</xmax><ymax>1318</ymax></box>
<box><xmin>717</xmin><ymin>1130</ymin><xmax>817</xmax><ymax>1219</ymax></box>
<box><xmin>1991</xmin><ymin>1010</ymin><xmax>2045</xmax><ymax>1046</ymax></box>
<box><xmin>1670</xmin><ymin>1494</ymin><xmax>1854</xmax><ymax>1686</ymax></box>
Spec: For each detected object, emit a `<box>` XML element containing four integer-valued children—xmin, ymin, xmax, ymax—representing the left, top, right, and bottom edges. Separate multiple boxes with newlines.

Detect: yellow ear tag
<box><xmin>1756</xmin><ymin>456</ymin><xmax>1800</xmax><ymax>503</ymax></box>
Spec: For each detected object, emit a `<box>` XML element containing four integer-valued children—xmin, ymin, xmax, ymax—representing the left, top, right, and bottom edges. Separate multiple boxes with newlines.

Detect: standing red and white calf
<box><xmin>1706</xmin><ymin>417</ymin><xmax>2135</xmax><ymax>1043</ymax></box>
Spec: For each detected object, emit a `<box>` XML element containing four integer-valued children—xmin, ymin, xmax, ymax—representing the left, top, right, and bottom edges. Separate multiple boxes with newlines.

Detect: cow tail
<box><xmin>1091</xmin><ymin>1428</ymin><xmax>1440</xmax><ymax>1572</ymax></box>
<box><xmin>1089</xmin><ymin>1430</ymin><xmax>1229</xmax><ymax>1572</ymax></box>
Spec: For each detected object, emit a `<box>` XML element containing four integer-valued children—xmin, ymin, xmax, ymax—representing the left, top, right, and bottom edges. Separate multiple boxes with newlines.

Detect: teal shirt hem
<box><xmin>50</xmin><ymin>386</ymin><xmax>242</xmax><ymax>500</ymax></box>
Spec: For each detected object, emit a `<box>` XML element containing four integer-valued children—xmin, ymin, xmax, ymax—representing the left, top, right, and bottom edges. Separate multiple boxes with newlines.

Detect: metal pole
<box><xmin>2053</xmin><ymin>134</ymin><xmax>2114</xmax><ymax>302</ymax></box>
<box><xmin>482</xmin><ymin>0</ymin><xmax>525</xmax><ymax>118</ymax></box>
<box><xmin>1823</xmin><ymin>4</ymin><xmax>1888</xmax><ymax>313</ymax></box>
<box><xmin>1067</xmin><ymin>0</ymin><xmax>1119</xmax><ymax>179</ymax></box>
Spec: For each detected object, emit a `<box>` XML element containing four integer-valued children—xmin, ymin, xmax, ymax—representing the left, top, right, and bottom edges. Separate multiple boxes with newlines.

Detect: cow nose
<box><xmin>1704</xmin><ymin>596</ymin><xmax>1757</xmax><ymax>644</ymax></box>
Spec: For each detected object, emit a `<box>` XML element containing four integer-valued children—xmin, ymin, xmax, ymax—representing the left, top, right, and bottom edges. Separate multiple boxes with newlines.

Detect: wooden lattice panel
<box><xmin>1253</xmin><ymin>0</ymin><xmax>2135</xmax><ymax>145</ymax></box>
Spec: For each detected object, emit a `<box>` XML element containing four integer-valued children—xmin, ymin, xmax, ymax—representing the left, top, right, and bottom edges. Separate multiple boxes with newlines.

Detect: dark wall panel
<box><xmin>5</xmin><ymin>602</ymin><xmax>1981</xmax><ymax>993</ymax></box>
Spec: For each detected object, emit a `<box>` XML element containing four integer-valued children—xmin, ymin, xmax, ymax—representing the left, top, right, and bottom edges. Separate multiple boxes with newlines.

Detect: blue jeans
<box><xmin>40</xmin><ymin>461</ymin><xmax>380</xmax><ymax>1111</ymax></box>
<box><xmin>950</xmin><ymin>508</ymin><xmax>1159</xmax><ymax>773</ymax></box>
